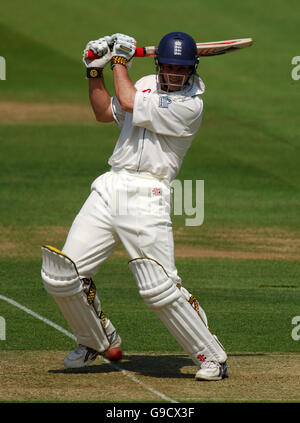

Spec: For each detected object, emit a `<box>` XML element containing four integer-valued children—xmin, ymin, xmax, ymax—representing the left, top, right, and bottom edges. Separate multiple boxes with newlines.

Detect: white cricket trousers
<box><xmin>62</xmin><ymin>168</ymin><xmax>182</xmax><ymax>285</ymax></box>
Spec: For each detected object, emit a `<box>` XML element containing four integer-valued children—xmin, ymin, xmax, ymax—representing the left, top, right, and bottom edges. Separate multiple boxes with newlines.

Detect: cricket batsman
<box><xmin>41</xmin><ymin>32</ymin><xmax>228</xmax><ymax>381</ymax></box>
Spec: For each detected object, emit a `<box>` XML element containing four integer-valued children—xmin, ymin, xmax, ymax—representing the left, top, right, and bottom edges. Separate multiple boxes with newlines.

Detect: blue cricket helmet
<box><xmin>156</xmin><ymin>32</ymin><xmax>198</xmax><ymax>66</ymax></box>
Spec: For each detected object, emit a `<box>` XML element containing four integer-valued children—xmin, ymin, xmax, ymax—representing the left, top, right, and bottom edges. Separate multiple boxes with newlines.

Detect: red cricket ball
<box><xmin>105</xmin><ymin>347</ymin><xmax>123</xmax><ymax>361</ymax></box>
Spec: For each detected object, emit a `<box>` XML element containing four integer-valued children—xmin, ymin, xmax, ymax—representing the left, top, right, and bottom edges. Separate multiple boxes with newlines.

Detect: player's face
<box><xmin>160</xmin><ymin>64</ymin><xmax>193</xmax><ymax>91</ymax></box>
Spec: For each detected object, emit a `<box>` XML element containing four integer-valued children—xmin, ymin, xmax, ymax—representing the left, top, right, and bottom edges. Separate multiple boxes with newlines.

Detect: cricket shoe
<box><xmin>63</xmin><ymin>331</ymin><xmax>122</xmax><ymax>368</ymax></box>
<box><xmin>195</xmin><ymin>361</ymin><xmax>228</xmax><ymax>381</ymax></box>
<box><xmin>63</xmin><ymin>344</ymin><xmax>99</xmax><ymax>368</ymax></box>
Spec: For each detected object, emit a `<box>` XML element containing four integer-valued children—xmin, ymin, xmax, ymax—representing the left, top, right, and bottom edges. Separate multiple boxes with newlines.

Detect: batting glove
<box><xmin>110</xmin><ymin>33</ymin><xmax>136</xmax><ymax>70</ymax></box>
<box><xmin>83</xmin><ymin>36</ymin><xmax>113</xmax><ymax>78</ymax></box>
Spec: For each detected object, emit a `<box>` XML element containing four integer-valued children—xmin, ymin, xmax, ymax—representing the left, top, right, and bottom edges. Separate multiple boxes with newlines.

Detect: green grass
<box><xmin>1</xmin><ymin>123</ymin><xmax>299</xmax><ymax>228</ymax></box>
<box><xmin>1</xmin><ymin>0</ymin><xmax>300</xmax><ymax>362</ymax></box>
<box><xmin>1</xmin><ymin>257</ymin><xmax>299</xmax><ymax>353</ymax></box>
<box><xmin>0</xmin><ymin>124</ymin><xmax>120</xmax><ymax>225</ymax></box>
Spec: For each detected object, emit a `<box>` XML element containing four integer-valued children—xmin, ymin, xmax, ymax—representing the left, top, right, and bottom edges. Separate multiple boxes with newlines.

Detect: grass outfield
<box><xmin>1</xmin><ymin>0</ymin><xmax>300</xmax><ymax>404</ymax></box>
<box><xmin>1</xmin><ymin>256</ymin><xmax>300</xmax><ymax>353</ymax></box>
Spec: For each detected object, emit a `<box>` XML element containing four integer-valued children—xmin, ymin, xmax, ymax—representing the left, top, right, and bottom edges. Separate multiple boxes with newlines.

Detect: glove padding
<box><xmin>83</xmin><ymin>36</ymin><xmax>114</xmax><ymax>68</ymax></box>
<box><xmin>111</xmin><ymin>33</ymin><xmax>136</xmax><ymax>69</ymax></box>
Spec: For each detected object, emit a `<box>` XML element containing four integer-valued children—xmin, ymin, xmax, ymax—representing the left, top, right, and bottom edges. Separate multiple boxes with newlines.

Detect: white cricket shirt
<box><xmin>109</xmin><ymin>74</ymin><xmax>205</xmax><ymax>182</ymax></box>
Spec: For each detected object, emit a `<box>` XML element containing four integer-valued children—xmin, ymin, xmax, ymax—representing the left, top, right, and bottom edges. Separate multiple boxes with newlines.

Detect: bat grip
<box><xmin>86</xmin><ymin>47</ymin><xmax>153</xmax><ymax>60</ymax></box>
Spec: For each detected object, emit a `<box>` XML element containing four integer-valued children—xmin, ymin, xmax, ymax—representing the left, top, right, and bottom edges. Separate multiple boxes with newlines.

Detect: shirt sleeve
<box><xmin>132</xmin><ymin>91</ymin><xmax>203</xmax><ymax>137</ymax></box>
<box><xmin>111</xmin><ymin>96</ymin><xmax>126</xmax><ymax>128</ymax></box>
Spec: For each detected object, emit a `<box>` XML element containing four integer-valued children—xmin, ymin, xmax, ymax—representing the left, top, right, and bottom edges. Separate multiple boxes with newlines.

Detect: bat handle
<box><xmin>86</xmin><ymin>50</ymin><xmax>102</xmax><ymax>60</ymax></box>
<box><xmin>86</xmin><ymin>47</ymin><xmax>154</xmax><ymax>60</ymax></box>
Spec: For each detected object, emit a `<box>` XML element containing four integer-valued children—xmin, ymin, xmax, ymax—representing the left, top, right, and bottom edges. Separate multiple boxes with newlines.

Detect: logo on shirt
<box><xmin>152</xmin><ymin>187</ymin><xmax>161</xmax><ymax>196</ymax></box>
<box><xmin>159</xmin><ymin>95</ymin><xmax>172</xmax><ymax>108</ymax></box>
<box><xmin>174</xmin><ymin>40</ymin><xmax>183</xmax><ymax>56</ymax></box>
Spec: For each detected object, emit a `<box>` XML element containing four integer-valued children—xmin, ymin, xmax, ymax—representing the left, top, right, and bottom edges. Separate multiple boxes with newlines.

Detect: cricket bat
<box><xmin>86</xmin><ymin>37</ymin><xmax>253</xmax><ymax>60</ymax></box>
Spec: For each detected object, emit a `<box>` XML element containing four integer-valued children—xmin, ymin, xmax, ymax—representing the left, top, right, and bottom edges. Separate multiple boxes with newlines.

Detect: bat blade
<box><xmin>86</xmin><ymin>37</ymin><xmax>253</xmax><ymax>60</ymax></box>
<box><xmin>196</xmin><ymin>38</ymin><xmax>253</xmax><ymax>56</ymax></box>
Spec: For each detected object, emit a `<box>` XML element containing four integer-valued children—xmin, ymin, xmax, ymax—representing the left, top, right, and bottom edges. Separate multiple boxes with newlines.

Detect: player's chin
<box><xmin>168</xmin><ymin>83</ymin><xmax>183</xmax><ymax>92</ymax></box>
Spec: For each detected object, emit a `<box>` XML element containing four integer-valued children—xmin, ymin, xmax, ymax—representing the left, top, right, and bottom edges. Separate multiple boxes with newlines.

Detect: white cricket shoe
<box><xmin>63</xmin><ymin>331</ymin><xmax>122</xmax><ymax>368</ymax></box>
<box><xmin>195</xmin><ymin>361</ymin><xmax>228</xmax><ymax>381</ymax></box>
<box><xmin>63</xmin><ymin>344</ymin><xmax>99</xmax><ymax>368</ymax></box>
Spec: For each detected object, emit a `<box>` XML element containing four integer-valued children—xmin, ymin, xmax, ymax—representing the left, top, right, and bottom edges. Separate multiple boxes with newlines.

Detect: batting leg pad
<box><xmin>41</xmin><ymin>245</ymin><xmax>110</xmax><ymax>352</ymax></box>
<box><xmin>129</xmin><ymin>258</ymin><xmax>227</xmax><ymax>365</ymax></box>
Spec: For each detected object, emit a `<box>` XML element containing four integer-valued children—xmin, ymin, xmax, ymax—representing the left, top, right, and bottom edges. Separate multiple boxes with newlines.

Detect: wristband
<box><xmin>86</xmin><ymin>67</ymin><xmax>103</xmax><ymax>79</ymax></box>
<box><xmin>110</xmin><ymin>56</ymin><xmax>128</xmax><ymax>69</ymax></box>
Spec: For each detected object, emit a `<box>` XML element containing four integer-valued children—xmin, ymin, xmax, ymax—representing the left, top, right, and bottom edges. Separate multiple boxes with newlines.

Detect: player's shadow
<box><xmin>118</xmin><ymin>354</ymin><xmax>196</xmax><ymax>379</ymax></box>
<box><xmin>49</xmin><ymin>354</ymin><xmax>196</xmax><ymax>379</ymax></box>
<box><xmin>49</xmin><ymin>352</ymin><xmax>266</xmax><ymax>378</ymax></box>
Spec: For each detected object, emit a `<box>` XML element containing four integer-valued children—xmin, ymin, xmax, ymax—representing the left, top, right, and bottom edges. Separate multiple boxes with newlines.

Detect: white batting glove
<box><xmin>110</xmin><ymin>33</ymin><xmax>136</xmax><ymax>69</ymax></box>
<box><xmin>83</xmin><ymin>36</ymin><xmax>113</xmax><ymax>69</ymax></box>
